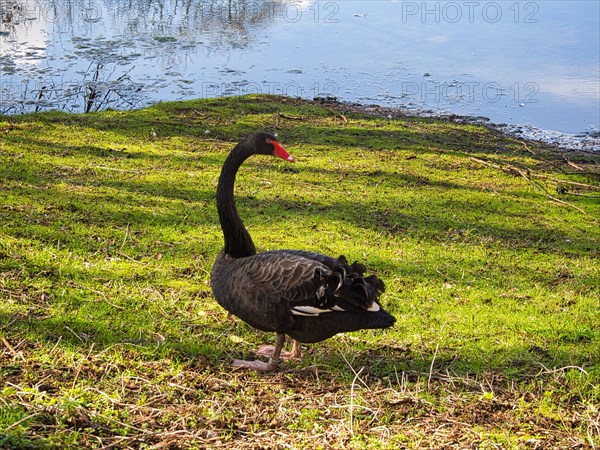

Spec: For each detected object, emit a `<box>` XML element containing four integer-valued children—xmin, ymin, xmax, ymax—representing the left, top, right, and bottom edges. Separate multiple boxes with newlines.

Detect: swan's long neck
<box><xmin>216</xmin><ymin>143</ymin><xmax>257</xmax><ymax>258</ymax></box>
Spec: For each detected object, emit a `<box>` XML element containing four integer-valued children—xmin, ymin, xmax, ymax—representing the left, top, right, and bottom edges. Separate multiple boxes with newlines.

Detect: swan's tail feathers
<box><xmin>334</xmin><ymin>255</ymin><xmax>365</xmax><ymax>277</ymax></box>
<box><xmin>350</xmin><ymin>261</ymin><xmax>367</xmax><ymax>276</ymax></box>
<box><xmin>315</xmin><ymin>263</ymin><xmax>387</xmax><ymax>314</ymax></box>
<box><xmin>311</xmin><ymin>267</ymin><xmax>342</xmax><ymax>309</ymax></box>
<box><xmin>336</xmin><ymin>255</ymin><xmax>348</xmax><ymax>266</ymax></box>
<box><xmin>334</xmin><ymin>255</ymin><xmax>384</xmax><ymax>292</ymax></box>
<box><xmin>364</xmin><ymin>274</ymin><xmax>386</xmax><ymax>294</ymax></box>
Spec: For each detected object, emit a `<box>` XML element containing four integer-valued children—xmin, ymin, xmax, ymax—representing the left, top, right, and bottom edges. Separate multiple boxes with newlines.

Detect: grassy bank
<box><xmin>1</xmin><ymin>95</ymin><xmax>599</xmax><ymax>449</ymax></box>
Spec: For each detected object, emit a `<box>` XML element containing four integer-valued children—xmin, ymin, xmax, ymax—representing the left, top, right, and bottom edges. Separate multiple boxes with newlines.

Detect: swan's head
<box><xmin>251</xmin><ymin>132</ymin><xmax>295</xmax><ymax>163</ymax></box>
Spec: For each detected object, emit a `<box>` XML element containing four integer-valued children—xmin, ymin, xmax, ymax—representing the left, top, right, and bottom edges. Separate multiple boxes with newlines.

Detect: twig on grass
<box><xmin>278</xmin><ymin>113</ymin><xmax>304</xmax><ymax>121</ymax></box>
<box><xmin>518</xmin><ymin>141</ymin><xmax>583</xmax><ymax>175</ymax></box>
<box><xmin>561</xmin><ymin>191</ymin><xmax>600</xmax><ymax>198</ymax></box>
<box><xmin>428</xmin><ymin>323</ymin><xmax>446</xmax><ymax>390</ymax></box>
<box><xmin>340</xmin><ymin>351</ymin><xmax>371</xmax><ymax>391</ymax></box>
<box><xmin>428</xmin><ymin>342</ymin><xmax>440</xmax><ymax>391</ymax></box>
<box><xmin>563</xmin><ymin>155</ymin><xmax>586</xmax><ymax>172</ymax></box>
<box><xmin>349</xmin><ymin>366</ymin><xmax>365</xmax><ymax>437</ymax></box>
<box><xmin>120</xmin><ymin>222</ymin><xmax>130</xmax><ymax>251</ymax></box>
<box><xmin>89</xmin><ymin>165</ymin><xmax>141</xmax><ymax>174</ymax></box>
<box><xmin>75</xmin><ymin>282</ymin><xmax>125</xmax><ymax>311</ymax></box>
<box><xmin>2</xmin><ymin>412</ymin><xmax>38</xmax><ymax>432</ymax></box>
<box><xmin>535</xmin><ymin>363</ymin><xmax>589</xmax><ymax>376</ymax></box>
<box><xmin>532</xmin><ymin>173</ymin><xmax>600</xmax><ymax>191</ymax></box>
<box><xmin>118</xmin><ymin>252</ymin><xmax>151</xmax><ymax>265</ymax></box>
<box><xmin>587</xmin><ymin>409</ymin><xmax>600</xmax><ymax>450</ymax></box>
<box><xmin>48</xmin><ymin>336</ymin><xmax>63</xmax><ymax>357</ymax></box>
<box><xmin>470</xmin><ymin>156</ymin><xmax>599</xmax><ymax>223</ymax></box>
<box><xmin>65</xmin><ymin>326</ymin><xmax>86</xmax><ymax>344</ymax></box>
<box><xmin>71</xmin><ymin>343</ymin><xmax>96</xmax><ymax>391</ymax></box>
<box><xmin>1</xmin><ymin>336</ymin><xmax>25</xmax><ymax>360</ymax></box>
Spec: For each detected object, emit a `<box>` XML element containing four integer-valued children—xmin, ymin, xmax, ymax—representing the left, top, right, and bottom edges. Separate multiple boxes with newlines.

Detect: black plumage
<box><xmin>210</xmin><ymin>132</ymin><xmax>396</xmax><ymax>370</ymax></box>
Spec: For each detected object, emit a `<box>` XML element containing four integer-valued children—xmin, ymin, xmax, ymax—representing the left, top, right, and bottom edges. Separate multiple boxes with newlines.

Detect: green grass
<box><xmin>0</xmin><ymin>95</ymin><xmax>599</xmax><ymax>449</ymax></box>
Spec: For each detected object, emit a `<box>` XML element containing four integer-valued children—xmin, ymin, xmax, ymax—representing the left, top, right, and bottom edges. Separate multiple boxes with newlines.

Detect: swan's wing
<box><xmin>235</xmin><ymin>251</ymin><xmax>326</xmax><ymax>303</ymax></box>
<box><xmin>283</xmin><ymin>250</ymin><xmax>385</xmax><ymax>292</ymax></box>
<box><xmin>237</xmin><ymin>251</ymin><xmax>384</xmax><ymax>317</ymax></box>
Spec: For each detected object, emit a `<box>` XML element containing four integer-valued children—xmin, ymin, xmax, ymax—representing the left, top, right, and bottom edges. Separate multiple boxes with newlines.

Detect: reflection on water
<box><xmin>1</xmin><ymin>0</ymin><xmax>286</xmax><ymax>112</ymax></box>
<box><xmin>1</xmin><ymin>0</ymin><xmax>599</xmax><ymax>149</ymax></box>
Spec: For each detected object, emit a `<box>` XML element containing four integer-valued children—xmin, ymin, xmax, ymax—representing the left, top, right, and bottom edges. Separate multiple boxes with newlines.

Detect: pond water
<box><xmin>1</xmin><ymin>0</ymin><xmax>599</xmax><ymax>150</ymax></box>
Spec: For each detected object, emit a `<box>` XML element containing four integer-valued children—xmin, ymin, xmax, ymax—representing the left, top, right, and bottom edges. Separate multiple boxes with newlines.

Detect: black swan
<box><xmin>210</xmin><ymin>132</ymin><xmax>396</xmax><ymax>370</ymax></box>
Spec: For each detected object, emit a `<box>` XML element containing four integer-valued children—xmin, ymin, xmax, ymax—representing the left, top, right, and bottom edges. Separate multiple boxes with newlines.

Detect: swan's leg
<box><xmin>267</xmin><ymin>333</ymin><xmax>286</xmax><ymax>366</ymax></box>
<box><xmin>232</xmin><ymin>359</ymin><xmax>277</xmax><ymax>371</ymax></box>
<box><xmin>290</xmin><ymin>340</ymin><xmax>302</xmax><ymax>359</ymax></box>
<box><xmin>255</xmin><ymin>336</ymin><xmax>302</xmax><ymax>361</ymax></box>
<box><xmin>232</xmin><ymin>333</ymin><xmax>286</xmax><ymax>371</ymax></box>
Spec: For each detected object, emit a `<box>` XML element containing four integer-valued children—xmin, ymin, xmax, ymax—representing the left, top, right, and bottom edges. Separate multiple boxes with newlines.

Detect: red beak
<box><xmin>270</xmin><ymin>139</ymin><xmax>295</xmax><ymax>163</ymax></box>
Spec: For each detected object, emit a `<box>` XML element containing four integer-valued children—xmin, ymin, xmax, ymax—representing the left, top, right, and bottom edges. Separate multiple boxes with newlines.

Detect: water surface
<box><xmin>1</xmin><ymin>0</ymin><xmax>598</xmax><ymax>149</ymax></box>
